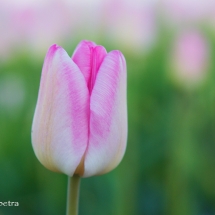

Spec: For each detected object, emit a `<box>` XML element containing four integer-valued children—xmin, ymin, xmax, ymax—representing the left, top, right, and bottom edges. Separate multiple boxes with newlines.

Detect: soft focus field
<box><xmin>1</xmin><ymin>0</ymin><xmax>215</xmax><ymax>215</ymax></box>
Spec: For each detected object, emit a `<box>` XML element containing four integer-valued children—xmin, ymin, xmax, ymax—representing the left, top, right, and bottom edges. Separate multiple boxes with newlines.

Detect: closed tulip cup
<box><xmin>31</xmin><ymin>40</ymin><xmax>127</xmax><ymax>215</ymax></box>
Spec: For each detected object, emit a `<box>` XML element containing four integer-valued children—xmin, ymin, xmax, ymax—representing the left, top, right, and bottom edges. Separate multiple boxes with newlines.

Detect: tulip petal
<box><xmin>32</xmin><ymin>44</ymin><xmax>89</xmax><ymax>176</ymax></box>
<box><xmin>72</xmin><ymin>40</ymin><xmax>96</xmax><ymax>86</ymax></box>
<box><xmin>84</xmin><ymin>50</ymin><xmax>127</xmax><ymax>177</ymax></box>
<box><xmin>89</xmin><ymin>45</ymin><xmax>107</xmax><ymax>93</ymax></box>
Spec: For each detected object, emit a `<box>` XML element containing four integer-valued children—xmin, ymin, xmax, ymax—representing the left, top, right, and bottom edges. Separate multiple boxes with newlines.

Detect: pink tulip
<box><xmin>171</xmin><ymin>31</ymin><xmax>209</xmax><ymax>85</ymax></box>
<box><xmin>31</xmin><ymin>40</ymin><xmax>127</xmax><ymax>177</ymax></box>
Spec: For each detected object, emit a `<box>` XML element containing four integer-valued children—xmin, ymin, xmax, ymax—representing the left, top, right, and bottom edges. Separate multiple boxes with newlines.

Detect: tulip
<box><xmin>170</xmin><ymin>31</ymin><xmax>209</xmax><ymax>87</ymax></box>
<box><xmin>31</xmin><ymin>40</ymin><xmax>127</xmax><ymax>178</ymax></box>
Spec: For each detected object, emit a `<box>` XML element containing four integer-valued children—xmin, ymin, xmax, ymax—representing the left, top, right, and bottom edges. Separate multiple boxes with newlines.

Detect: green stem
<box><xmin>66</xmin><ymin>175</ymin><xmax>81</xmax><ymax>215</ymax></box>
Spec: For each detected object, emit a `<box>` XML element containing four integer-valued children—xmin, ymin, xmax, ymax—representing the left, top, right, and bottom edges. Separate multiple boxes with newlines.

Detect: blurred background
<box><xmin>0</xmin><ymin>0</ymin><xmax>215</xmax><ymax>214</ymax></box>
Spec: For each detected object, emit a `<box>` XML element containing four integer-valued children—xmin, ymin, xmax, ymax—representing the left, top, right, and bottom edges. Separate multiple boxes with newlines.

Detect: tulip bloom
<box><xmin>170</xmin><ymin>31</ymin><xmax>209</xmax><ymax>86</ymax></box>
<box><xmin>32</xmin><ymin>40</ymin><xmax>127</xmax><ymax>177</ymax></box>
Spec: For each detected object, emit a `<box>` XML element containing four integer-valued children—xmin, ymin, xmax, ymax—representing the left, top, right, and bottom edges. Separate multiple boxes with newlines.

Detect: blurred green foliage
<box><xmin>1</xmin><ymin>32</ymin><xmax>215</xmax><ymax>215</ymax></box>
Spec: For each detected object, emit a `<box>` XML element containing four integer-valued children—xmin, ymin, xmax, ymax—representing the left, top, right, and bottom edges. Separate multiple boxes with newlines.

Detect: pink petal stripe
<box><xmin>84</xmin><ymin>50</ymin><xmax>127</xmax><ymax>177</ymax></box>
<box><xmin>89</xmin><ymin>45</ymin><xmax>107</xmax><ymax>94</ymax></box>
<box><xmin>32</xmin><ymin>45</ymin><xmax>89</xmax><ymax>176</ymax></box>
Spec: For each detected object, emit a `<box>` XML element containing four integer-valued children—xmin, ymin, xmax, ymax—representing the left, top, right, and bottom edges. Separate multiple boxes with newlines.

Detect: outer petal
<box><xmin>72</xmin><ymin>40</ymin><xmax>96</xmax><ymax>85</ymax></box>
<box><xmin>31</xmin><ymin>45</ymin><xmax>89</xmax><ymax>176</ymax></box>
<box><xmin>83</xmin><ymin>51</ymin><xmax>127</xmax><ymax>177</ymax></box>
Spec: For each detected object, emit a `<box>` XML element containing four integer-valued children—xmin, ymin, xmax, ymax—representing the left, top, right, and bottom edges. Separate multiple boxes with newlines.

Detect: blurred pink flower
<box><xmin>17</xmin><ymin>0</ymin><xmax>75</xmax><ymax>54</ymax></box>
<box><xmin>0</xmin><ymin>0</ymin><xmax>77</xmax><ymax>59</ymax></box>
<box><xmin>170</xmin><ymin>30</ymin><xmax>209</xmax><ymax>86</ymax></box>
<box><xmin>102</xmin><ymin>0</ymin><xmax>157</xmax><ymax>54</ymax></box>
